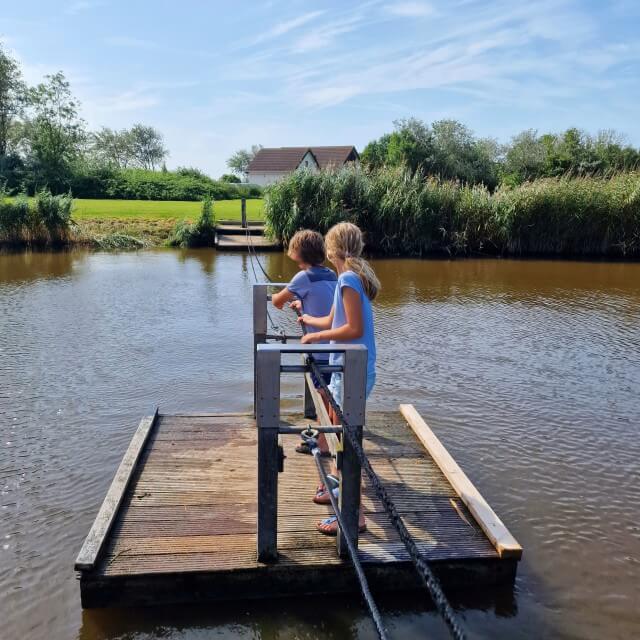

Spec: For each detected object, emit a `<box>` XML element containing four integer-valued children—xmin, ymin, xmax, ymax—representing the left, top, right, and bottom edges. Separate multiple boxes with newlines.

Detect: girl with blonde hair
<box><xmin>298</xmin><ymin>222</ymin><xmax>380</xmax><ymax>535</ymax></box>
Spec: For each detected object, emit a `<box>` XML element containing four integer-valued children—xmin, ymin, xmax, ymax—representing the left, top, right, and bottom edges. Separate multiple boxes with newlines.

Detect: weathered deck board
<box><xmin>78</xmin><ymin>410</ymin><xmax>519</xmax><ymax>607</ymax></box>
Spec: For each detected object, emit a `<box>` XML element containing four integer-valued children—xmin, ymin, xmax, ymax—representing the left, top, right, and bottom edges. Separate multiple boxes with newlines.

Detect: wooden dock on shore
<box><xmin>75</xmin><ymin>284</ymin><xmax>521</xmax><ymax>610</ymax></box>
<box><xmin>215</xmin><ymin>222</ymin><xmax>280</xmax><ymax>251</ymax></box>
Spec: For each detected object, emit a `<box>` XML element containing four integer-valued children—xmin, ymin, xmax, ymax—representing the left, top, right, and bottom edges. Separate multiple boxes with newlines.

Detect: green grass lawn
<box><xmin>70</xmin><ymin>198</ymin><xmax>264</xmax><ymax>221</ymax></box>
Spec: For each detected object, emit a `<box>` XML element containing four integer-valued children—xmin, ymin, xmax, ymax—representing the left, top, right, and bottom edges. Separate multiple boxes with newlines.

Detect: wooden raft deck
<box><xmin>76</xmin><ymin>409</ymin><xmax>521</xmax><ymax>608</ymax></box>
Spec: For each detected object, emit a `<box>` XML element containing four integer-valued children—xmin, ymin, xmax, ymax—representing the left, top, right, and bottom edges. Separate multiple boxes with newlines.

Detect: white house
<box><xmin>247</xmin><ymin>146</ymin><xmax>359</xmax><ymax>186</ymax></box>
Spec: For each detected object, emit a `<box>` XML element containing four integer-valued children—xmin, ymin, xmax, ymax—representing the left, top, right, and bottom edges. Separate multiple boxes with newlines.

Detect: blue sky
<box><xmin>2</xmin><ymin>0</ymin><xmax>640</xmax><ymax>176</ymax></box>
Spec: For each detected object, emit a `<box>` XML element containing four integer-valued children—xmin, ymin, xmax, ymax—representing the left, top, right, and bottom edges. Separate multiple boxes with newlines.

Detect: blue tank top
<box><xmin>329</xmin><ymin>271</ymin><xmax>376</xmax><ymax>391</ymax></box>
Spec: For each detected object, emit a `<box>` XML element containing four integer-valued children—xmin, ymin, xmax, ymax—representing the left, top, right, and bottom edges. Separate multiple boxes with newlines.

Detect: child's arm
<box><xmin>299</xmin><ymin>306</ymin><xmax>334</xmax><ymax>330</ymax></box>
<box><xmin>271</xmin><ymin>287</ymin><xmax>296</xmax><ymax>310</ymax></box>
<box><xmin>301</xmin><ymin>288</ymin><xmax>362</xmax><ymax>343</ymax></box>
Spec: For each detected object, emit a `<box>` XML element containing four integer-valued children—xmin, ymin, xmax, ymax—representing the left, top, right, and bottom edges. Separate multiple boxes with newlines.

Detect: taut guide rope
<box><xmin>302</xmin><ymin>429</ymin><xmax>390</xmax><ymax>640</ymax></box>
<box><xmin>244</xmin><ymin>240</ymin><xmax>466</xmax><ymax>640</ymax></box>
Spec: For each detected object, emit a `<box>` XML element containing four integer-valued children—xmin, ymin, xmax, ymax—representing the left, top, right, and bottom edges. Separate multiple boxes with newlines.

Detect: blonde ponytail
<box><xmin>326</xmin><ymin>222</ymin><xmax>380</xmax><ymax>300</ymax></box>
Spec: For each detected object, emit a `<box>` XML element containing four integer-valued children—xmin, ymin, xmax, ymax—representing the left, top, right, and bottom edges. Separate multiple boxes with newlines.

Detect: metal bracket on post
<box><xmin>253</xmin><ymin>284</ymin><xmax>268</xmax><ymax>418</ymax></box>
<box><xmin>337</xmin><ymin>347</ymin><xmax>367</xmax><ymax>559</ymax></box>
<box><xmin>256</xmin><ymin>346</ymin><xmax>281</xmax><ymax>563</ymax></box>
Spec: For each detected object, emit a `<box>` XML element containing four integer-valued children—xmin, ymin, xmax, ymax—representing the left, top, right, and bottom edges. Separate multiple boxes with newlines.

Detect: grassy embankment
<box><xmin>265</xmin><ymin>167</ymin><xmax>640</xmax><ymax>258</ymax></box>
<box><xmin>0</xmin><ymin>197</ymin><xmax>265</xmax><ymax>248</ymax></box>
<box><xmin>73</xmin><ymin>198</ymin><xmax>264</xmax><ymax>245</ymax></box>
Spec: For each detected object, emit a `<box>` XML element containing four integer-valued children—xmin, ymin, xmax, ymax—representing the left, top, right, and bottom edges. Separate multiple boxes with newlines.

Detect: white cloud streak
<box><xmin>65</xmin><ymin>1</ymin><xmax>103</xmax><ymax>15</ymax></box>
<box><xmin>384</xmin><ymin>2</ymin><xmax>434</xmax><ymax>17</ymax></box>
<box><xmin>238</xmin><ymin>0</ymin><xmax>639</xmax><ymax>112</ymax></box>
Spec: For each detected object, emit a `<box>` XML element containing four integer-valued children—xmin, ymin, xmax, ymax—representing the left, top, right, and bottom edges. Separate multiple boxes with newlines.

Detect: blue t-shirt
<box><xmin>288</xmin><ymin>266</ymin><xmax>337</xmax><ymax>360</ymax></box>
<box><xmin>329</xmin><ymin>271</ymin><xmax>376</xmax><ymax>391</ymax></box>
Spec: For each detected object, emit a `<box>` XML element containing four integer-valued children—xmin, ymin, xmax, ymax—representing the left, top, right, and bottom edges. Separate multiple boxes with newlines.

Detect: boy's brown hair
<box><xmin>287</xmin><ymin>230</ymin><xmax>326</xmax><ymax>265</ymax></box>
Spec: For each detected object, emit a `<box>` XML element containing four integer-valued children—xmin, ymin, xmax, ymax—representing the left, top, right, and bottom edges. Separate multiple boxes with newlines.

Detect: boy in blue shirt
<box><xmin>271</xmin><ymin>230</ymin><xmax>337</xmax><ymax>455</ymax></box>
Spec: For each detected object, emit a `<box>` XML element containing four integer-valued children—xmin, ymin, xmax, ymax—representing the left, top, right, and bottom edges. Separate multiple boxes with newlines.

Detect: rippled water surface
<box><xmin>1</xmin><ymin>250</ymin><xmax>639</xmax><ymax>640</ymax></box>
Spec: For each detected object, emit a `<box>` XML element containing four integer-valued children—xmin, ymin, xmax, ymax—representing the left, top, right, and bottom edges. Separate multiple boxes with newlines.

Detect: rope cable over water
<box><xmin>305</xmin><ymin>433</ymin><xmax>390</xmax><ymax>640</ymax></box>
<box><xmin>244</xmin><ymin>238</ymin><xmax>466</xmax><ymax>640</ymax></box>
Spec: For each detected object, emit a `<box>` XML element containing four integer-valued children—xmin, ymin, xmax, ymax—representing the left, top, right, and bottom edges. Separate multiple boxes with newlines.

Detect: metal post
<box><xmin>241</xmin><ymin>197</ymin><xmax>247</xmax><ymax>229</ymax></box>
<box><xmin>253</xmin><ymin>284</ymin><xmax>268</xmax><ymax>417</ymax></box>
<box><xmin>256</xmin><ymin>347</ymin><xmax>281</xmax><ymax>562</ymax></box>
<box><xmin>303</xmin><ymin>357</ymin><xmax>316</xmax><ymax>419</ymax></box>
<box><xmin>337</xmin><ymin>348</ymin><xmax>367</xmax><ymax>558</ymax></box>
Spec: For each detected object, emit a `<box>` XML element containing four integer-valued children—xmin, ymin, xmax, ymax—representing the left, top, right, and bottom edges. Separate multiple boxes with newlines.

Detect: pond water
<box><xmin>1</xmin><ymin>249</ymin><xmax>639</xmax><ymax>640</ymax></box>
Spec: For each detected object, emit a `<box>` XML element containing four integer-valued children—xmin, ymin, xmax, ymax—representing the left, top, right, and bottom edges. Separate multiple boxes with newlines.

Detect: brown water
<box><xmin>1</xmin><ymin>250</ymin><xmax>639</xmax><ymax>640</ymax></box>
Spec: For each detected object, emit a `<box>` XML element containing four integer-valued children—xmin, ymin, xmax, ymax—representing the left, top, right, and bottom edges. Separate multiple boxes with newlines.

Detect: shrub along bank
<box><xmin>69</xmin><ymin>167</ymin><xmax>261</xmax><ymax>201</ymax></box>
<box><xmin>263</xmin><ymin>167</ymin><xmax>640</xmax><ymax>257</ymax></box>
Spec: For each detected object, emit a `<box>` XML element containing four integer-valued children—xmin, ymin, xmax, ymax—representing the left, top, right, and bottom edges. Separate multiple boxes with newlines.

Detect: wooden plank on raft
<box><xmin>399</xmin><ymin>404</ymin><xmax>523</xmax><ymax>560</ymax></box>
<box><xmin>75</xmin><ymin>408</ymin><xmax>159</xmax><ymax>570</ymax></box>
<box><xmin>304</xmin><ymin>372</ymin><xmax>341</xmax><ymax>457</ymax></box>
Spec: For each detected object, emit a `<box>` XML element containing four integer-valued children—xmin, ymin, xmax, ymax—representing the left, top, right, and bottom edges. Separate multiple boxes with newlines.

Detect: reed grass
<box><xmin>0</xmin><ymin>189</ymin><xmax>74</xmax><ymax>247</ymax></box>
<box><xmin>166</xmin><ymin>197</ymin><xmax>217</xmax><ymax>248</ymax></box>
<box><xmin>264</xmin><ymin>167</ymin><xmax>640</xmax><ymax>257</ymax></box>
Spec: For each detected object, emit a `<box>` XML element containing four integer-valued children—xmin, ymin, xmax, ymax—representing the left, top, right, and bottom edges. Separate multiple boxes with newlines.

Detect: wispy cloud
<box><xmin>250</xmin><ymin>10</ymin><xmax>326</xmax><ymax>46</ymax></box>
<box><xmin>292</xmin><ymin>16</ymin><xmax>363</xmax><ymax>53</ymax></box>
<box><xmin>104</xmin><ymin>36</ymin><xmax>158</xmax><ymax>50</ymax></box>
<box><xmin>384</xmin><ymin>2</ymin><xmax>434</xmax><ymax>17</ymax></box>
<box><xmin>239</xmin><ymin>0</ymin><xmax>638</xmax><ymax>112</ymax></box>
<box><xmin>65</xmin><ymin>1</ymin><xmax>103</xmax><ymax>15</ymax></box>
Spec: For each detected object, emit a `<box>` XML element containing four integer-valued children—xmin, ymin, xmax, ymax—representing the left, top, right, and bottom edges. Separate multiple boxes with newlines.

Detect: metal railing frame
<box><xmin>252</xmin><ymin>284</ymin><xmax>367</xmax><ymax>562</ymax></box>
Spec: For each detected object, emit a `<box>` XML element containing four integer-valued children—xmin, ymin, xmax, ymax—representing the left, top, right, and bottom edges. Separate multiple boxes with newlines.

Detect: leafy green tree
<box><xmin>176</xmin><ymin>166</ymin><xmax>210</xmax><ymax>180</ymax></box>
<box><xmin>128</xmin><ymin>123</ymin><xmax>167</xmax><ymax>170</ymax></box>
<box><xmin>429</xmin><ymin>119</ymin><xmax>499</xmax><ymax>185</ymax></box>
<box><xmin>360</xmin><ymin>134</ymin><xmax>391</xmax><ymax>170</ymax></box>
<box><xmin>220</xmin><ymin>172</ymin><xmax>240</xmax><ymax>183</ymax></box>
<box><xmin>91</xmin><ymin>127</ymin><xmax>134</xmax><ymax>168</ymax></box>
<box><xmin>0</xmin><ymin>44</ymin><xmax>25</xmax><ymax>157</ymax></box>
<box><xmin>502</xmin><ymin>130</ymin><xmax>547</xmax><ymax>184</ymax></box>
<box><xmin>388</xmin><ymin>118</ymin><xmax>434</xmax><ymax>173</ymax></box>
<box><xmin>90</xmin><ymin>127</ymin><xmax>133</xmax><ymax>169</ymax></box>
<box><xmin>23</xmin><ymin>72</ymin><xmax>86</xmax><ymax>191</ymax></box>
<box><xmin>227</xmin><ymin>144</ymin><xmax>262</xmax><ymax>179</ymax></box>
<box><xmin>0</xmin><ymin>44</ymin><xmax>27</xmax><ymax>190</ymax></box>
<box><xmin>360</xmin><ymin>118</ymin><xmax>499</xmax><ymax>185</ymax></box>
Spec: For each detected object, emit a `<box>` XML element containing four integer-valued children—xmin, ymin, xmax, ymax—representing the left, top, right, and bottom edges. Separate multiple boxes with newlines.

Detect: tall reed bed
<box><xmin>0</xmin><ymin>190</ymin><xmax>74</xmax><ymax>246</ymax></box>
<box><xmin>264</xmin><ymin>167</ymin><xmax>640</xmax><ymax>257</ymax></box>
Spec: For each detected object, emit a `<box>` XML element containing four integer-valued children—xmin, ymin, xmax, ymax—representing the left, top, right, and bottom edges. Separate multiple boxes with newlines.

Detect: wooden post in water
<box><xmin>241</xmin><ymin>197</ymin><xmax>247</xmax><ymax>229</ymax></box>
<box><xmin>338</xmin><ymin>347</ymin><xmax>367</xmax><ymax>558</ymax></box>
<box><xmin>256</xmin><ymin>346</ymin><xmax>281</xmax><ymax>562</ymax></box>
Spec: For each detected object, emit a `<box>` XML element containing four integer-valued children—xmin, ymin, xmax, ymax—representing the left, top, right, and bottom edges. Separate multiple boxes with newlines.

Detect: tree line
<box><xmin>0</xmin><ymin>44</ymin><xmax>171</xmax><ymax>194</ymax></box>
<box><xmin>360</xmin><ymin>118</ymin><xmax>640</xmax><ymax>188</ymax></box>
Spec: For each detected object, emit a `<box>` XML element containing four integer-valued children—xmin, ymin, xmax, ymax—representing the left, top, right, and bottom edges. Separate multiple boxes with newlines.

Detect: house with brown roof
<box><xmin>247</xmin><ymin>146</ymin><xmax>359</xmax><ymax>186</ymax></box>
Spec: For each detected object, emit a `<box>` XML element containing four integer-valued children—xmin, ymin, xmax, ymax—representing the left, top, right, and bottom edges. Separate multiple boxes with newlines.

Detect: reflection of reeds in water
<box><xmin>264</xmin><ymin>167</ymin><xmax>640</xmax><ymax>258</ymax></box>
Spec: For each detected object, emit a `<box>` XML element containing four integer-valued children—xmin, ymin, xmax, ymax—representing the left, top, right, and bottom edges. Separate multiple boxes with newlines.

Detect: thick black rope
<box><xmin>305</xmin><ymin>434</ymin><xmax>389</xmax><ymax>640</ymax></box>
<box><xmin>295</xmin><ymin>309</ymin><xmax>466</xmax><ymax>640</ymax></box>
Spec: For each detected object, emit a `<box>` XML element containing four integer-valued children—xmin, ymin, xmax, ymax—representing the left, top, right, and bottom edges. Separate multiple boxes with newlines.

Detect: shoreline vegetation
<box><xmin>0</xmin><ymin>195</ymin><xmax>264</xmax><ymax>250</ymax></box>
<box><xmin>264</xmin><ymin>167</ymin><xmax>640</xmax><ymax>258</ymax></box>
<box><xmin>2</xmin><ymin>169</ymin><xmax>640</xmax><ymax>259</ymax></box>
